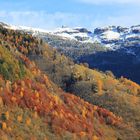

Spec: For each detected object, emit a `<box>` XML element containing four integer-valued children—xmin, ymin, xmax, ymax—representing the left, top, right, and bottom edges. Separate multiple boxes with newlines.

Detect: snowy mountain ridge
<box><xmin>1</xmin><ymin>22</ymin><xmax>140</xmax><ymax>51</ymax></box>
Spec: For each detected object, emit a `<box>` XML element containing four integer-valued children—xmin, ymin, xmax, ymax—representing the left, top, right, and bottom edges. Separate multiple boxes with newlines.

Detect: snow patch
<box><xmin>101</xmin><ymin>31</ymin><xmax>120</xmax><ymax>40</ymax></box>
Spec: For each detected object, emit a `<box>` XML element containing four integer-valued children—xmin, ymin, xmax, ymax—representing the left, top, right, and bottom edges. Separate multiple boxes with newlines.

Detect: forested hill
<box><xmin>0</xmin><ymin>24</ymin><xmax>140</xmax><ymax>139</ymax></box>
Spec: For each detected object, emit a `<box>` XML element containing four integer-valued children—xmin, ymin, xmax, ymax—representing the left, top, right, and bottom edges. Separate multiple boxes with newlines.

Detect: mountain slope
<box><xmin>30</xmin><ymin>45</ymin><xmax>140</xmax><ymax>134</ymax></box>
<box><xmin>1</xmin><ymin>23</ymin><xmax>140</xmax><ymax>139</ymax></box>
<box><xmin>0</xmin><ymin>22</ymin><xmax>139</xmax><ymax>140</ymax></box>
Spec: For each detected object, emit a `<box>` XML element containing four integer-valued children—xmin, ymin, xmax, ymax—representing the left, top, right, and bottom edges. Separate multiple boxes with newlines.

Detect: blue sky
<box><xmin>0</xmin><ymin>0</ymin><xmax>140</xmax><ymax>30</ymax></box>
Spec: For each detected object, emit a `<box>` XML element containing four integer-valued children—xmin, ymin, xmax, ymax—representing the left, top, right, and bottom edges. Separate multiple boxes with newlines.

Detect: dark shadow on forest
<box><xmin>77</xmin><ymin>46</ymin><xmax>140</xmax><ymax>84</ymax></box>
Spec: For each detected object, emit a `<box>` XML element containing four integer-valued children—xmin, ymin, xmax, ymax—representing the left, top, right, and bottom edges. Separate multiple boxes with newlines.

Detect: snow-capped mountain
<box><xmin>1</xmin><ymin>22</ymin><xmax>140</xmax><ymax>51</ymax></box>
<box><xmin>51</xmin><ymin>25</ymin><xmax>140</xmax><ymax>50</ymax></box>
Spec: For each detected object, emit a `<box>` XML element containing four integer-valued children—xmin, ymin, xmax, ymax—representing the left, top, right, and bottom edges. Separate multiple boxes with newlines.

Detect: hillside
<box><xmin>30</xmin><ymin>44</ymin><xmax>140</xmax><ymax>134</ymax></box>
<box><xmin>0</xmin><ymin>24</ymin><xmax>140</xmax><ymax>139</ymax></box>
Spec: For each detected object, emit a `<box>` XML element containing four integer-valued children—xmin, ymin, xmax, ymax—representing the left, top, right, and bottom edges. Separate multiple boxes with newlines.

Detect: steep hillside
<box><xmin>30</xmin><ymin>45</ymin><xmax>140</xmax><ymax>134</ymax></box>
<box><xmin>0</xmin><ymin>24</ymin><xmax>140</xmax><ymax>139</ymax></box>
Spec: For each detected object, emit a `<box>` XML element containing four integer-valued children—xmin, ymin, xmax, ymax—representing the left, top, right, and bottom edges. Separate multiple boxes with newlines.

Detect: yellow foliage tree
<box><xmin>8</xmin><ymin>127</ymin><xmax>12</xmax><ymax>132</ymax></box>
<box><xmin>5</xmin><ymin>111</ymin><xmax>9</xmax><ymax>120</ymax></box>
<box><xmin>53</xmin><ymin>95</ymin><xmax>62</xmax><ymax>104</ymax></box>
<box><xmin>97</xmin><ymin>80</ymin><xmax>103</xmax><ymax>95</ymax></box>
<box><xmin>80</xmin><ymin>131</ymin><xmax>86</xmax><ymax>137</ymax></box>
<box><xmin>20</xmin><ymin>91</ymin><xmax>24</xmax><ymax>97</ymax></box>
<box><xmin>26</xmin><ymin>118</ymin><xmax>31</xmax><ymax>126</ymax></box>
<box><xmin>35</xmin><ymin>91</ymin><xmax>40</xmax><ymax>98</ymax></box>
<box><xmin>2</xmin><ymin>122</ymin><xmax>7</xmax><ymax>130</ymax></box>
<box><xmin>11</xmin><ymin>96</ymin><xmax>17</xmax><ymax>102</ymax></box>
<box><xmin>82</xmin><ymin>107</ymin><xmax>87</xmax><ymax>118</ymax></box>
<box><xmin>17</xmin><ymin>115</ymin><xmax>23</xmax><ymax>123</ymax></box>
<box><xmin>33</xmin><ymin>111</ymin><xmax>38</xmax><ymax>119</ymax></box>
<box><xmin>0</xmin><ymin>97</ymin><xmax>3</xmax><ymax>107</ymax></box>
<box><xmin>92</xmin><ymin>135</ymin><xmax>99</xmax><ymax>140</ymax></box>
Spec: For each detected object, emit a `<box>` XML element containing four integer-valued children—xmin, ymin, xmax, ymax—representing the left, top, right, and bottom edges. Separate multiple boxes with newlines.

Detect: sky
<box><xmin>0</xmin><ymin>0</ymin><xmax>140</xmax><ymax>30</ymax></box>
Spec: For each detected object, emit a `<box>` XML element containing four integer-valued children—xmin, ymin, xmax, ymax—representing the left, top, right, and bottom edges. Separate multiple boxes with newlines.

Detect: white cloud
<box><xmin>0</xmin><ymin>10</ymin><xmax>140</xmax><ymax>30</ymax></box>
<box><xmin>77</xmin><ymin>0</ymin><xmax>140</xmax><ymax>5</ymax></box>
<box><xmin>91</xmin><ymin>14</ymin><xmax>140</xmax><ymax>28</ymax></box>
<box><xmin>0</xmin><ymin>11</ymin><xmax>91</xmax><ymax>29</ymax></box>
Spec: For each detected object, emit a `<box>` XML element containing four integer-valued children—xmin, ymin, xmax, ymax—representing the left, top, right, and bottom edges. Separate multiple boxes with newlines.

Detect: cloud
<box><xmin>0</xmin><ymin>10</ymin><xmax>140</xmax><ymax>30</ymax></box>
<box><xmin>91</xmin><ymin>14</ymin><xmax>140</xmax><ymax>28</ymax></box>
<box><xmin>0</xmin><ymin>11</ymin><xmax>90</xmax><ymax>29</ymax></box>
<box><xmin>77</xmin><ymin>0</ymin><xmax>140</xmax><ymax>5</ymax></box>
